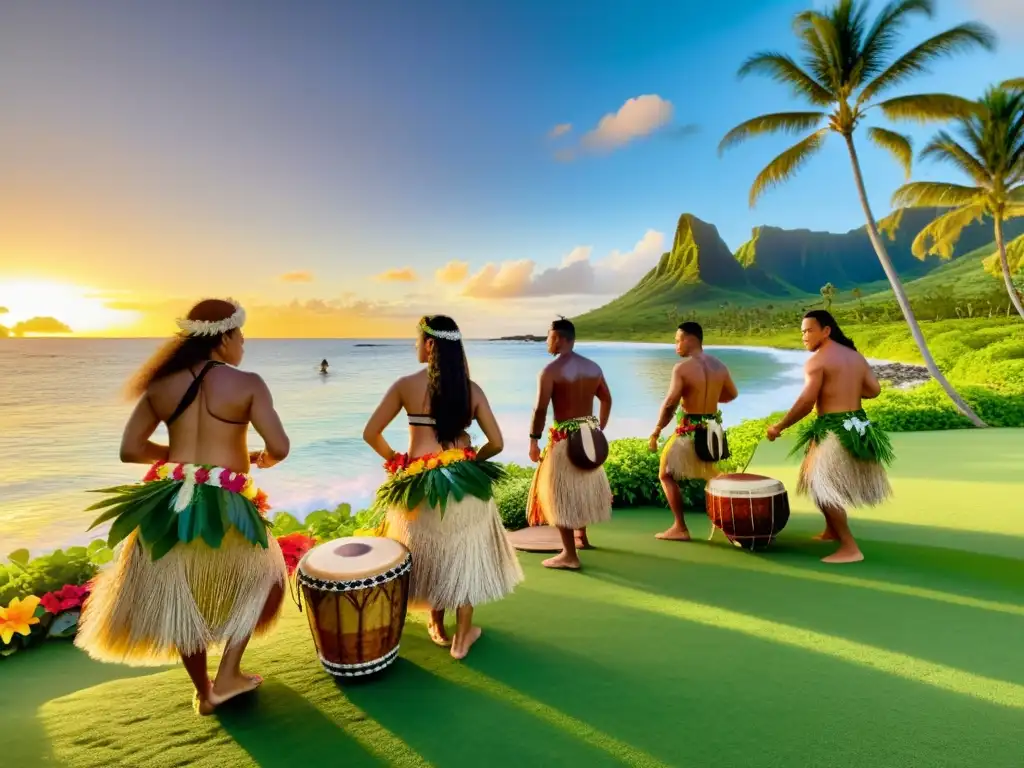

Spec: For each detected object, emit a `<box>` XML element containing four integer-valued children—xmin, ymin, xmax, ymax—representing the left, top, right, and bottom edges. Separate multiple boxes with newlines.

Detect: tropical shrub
<box><xmin>494</xmin><ymin>475</ymin><xmax>531</xmax><ymax>531</ymax></box>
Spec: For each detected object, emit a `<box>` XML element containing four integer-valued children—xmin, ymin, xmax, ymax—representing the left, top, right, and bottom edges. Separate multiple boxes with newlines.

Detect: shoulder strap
<box><xmin>166</xmin><ymin>361</ymin><xmax>223</xmax><ymax>426</ymax></box>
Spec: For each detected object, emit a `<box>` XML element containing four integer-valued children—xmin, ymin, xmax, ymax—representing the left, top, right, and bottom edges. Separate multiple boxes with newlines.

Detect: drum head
<box><xmin>707</xmin><ymin>473</ymin><xmax>785</xmax><ymax>497</ymax></box>
<box><xmin>300</xmin><ymin>536</ymin><xmax>409</xmax><ymax>581</ymax></box>
<box><xmin>567</xmin><ymin>423</ymin><xmax>609</xmax><ymax>470</ymax></box>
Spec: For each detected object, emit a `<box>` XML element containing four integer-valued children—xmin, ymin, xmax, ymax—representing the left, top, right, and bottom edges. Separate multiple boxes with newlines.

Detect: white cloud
<box><xmin>461</xmin><ymin>230</ymin><xmax>666</xmax><ymax>299</ymax></box>
<box><xmin>548</xmin><ymin>123</ymin><xmax>573</xmax><ymax>138</ymax></box>
<box><xmin>580</xmin><ymin>95</ymin><xmax>674</xmax><ymax>153</ymax></box>
<box><xmin>965</xmin><ymin>0</ymin><xmax>1024</xmax><ymax>29</ymax></box>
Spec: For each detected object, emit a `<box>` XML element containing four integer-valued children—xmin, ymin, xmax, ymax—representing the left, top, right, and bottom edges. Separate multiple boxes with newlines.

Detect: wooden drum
<box><xmin>297</xmin><ymin>536</ymin><xmax>411</xmax><ymax>678</ymax></box>
<box><xmin>705</xmin><ymin>473</ymin><xmax>790</xmax><ymax>551</ymax></box>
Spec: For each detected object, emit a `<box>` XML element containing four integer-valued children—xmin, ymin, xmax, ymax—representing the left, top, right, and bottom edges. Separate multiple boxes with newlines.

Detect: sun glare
<box><xmin>0</xmin><ymin>280</ymin><xmax>139</xmax><ymax>335</ymax></box>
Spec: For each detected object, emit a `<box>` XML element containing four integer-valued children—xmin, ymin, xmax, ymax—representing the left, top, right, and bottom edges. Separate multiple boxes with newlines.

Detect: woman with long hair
<box><xmin>362</xmin><ymin>315</ymin><xmax>523</xmax><ymax>659</ymax></box>
<box><xmin>76</xmin><ymin>298</ymin><xmax>291</xmax><ymax>715</ymax></box>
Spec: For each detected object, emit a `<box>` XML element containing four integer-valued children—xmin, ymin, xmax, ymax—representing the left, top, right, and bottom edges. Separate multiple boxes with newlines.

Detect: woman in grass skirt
<box><xmin>362</xmin><ymin>315</ymin><xmax>523</xmax><ymax>659</ymax></box>
<box><xmin>75</xmin><ymin>298</ymin><xmax>291</xmax><ymax>715</ymax></box>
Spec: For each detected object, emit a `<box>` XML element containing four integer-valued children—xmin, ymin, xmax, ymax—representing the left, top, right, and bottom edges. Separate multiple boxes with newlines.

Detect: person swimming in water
<box><xmin>320</xmin><ymin>359</ymin><xmax>329</xmax><ymax>374</ymax></box>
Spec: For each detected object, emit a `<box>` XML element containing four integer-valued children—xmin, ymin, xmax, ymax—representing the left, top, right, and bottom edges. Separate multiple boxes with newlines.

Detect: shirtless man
<box><xmin>75</xmin><ymin>298</ymin><xmax>290</xmax><ymax>715</ymax></box>
<box><xmin>648</xmin><ymin>322</ymin><xmax>738</xmax><ymax>541</ymax></box>
<box><xmin>526</xmin><ymin>317</ymin><xmax>613</xmax><ymax>570</ymax></box>
<box><xmin>766</xmin><ymin>310</ymin><xmax>894</xmax><ymax>564</ymax></box>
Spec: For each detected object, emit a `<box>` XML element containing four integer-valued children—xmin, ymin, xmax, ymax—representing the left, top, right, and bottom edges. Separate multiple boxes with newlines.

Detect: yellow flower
<box><xmin>406</xmin><ymin>460</ymin><xmax>426</xmax><ymax>476</ymax></box>
<box><xmin>425</xmin><ymin>458</ymin><xmax>440</xmax><ymax>470</ymax></box>
<box><xmin>156</xmin><ymin>463</ymin><xmax>171</xmax><ymax>479</ymax></box>
<box><xmin>0</xmin><ymin>595</ymin><xmax>41</xmax><ymax>645</ymax></box>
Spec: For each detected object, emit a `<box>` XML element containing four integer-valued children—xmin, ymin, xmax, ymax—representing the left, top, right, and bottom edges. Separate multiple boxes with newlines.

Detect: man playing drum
<box><xmin>648</xmin><ymin>322</ymin><xmax>738</xmax><ymax>541</ymax></box>
<box><xmin>766</xmin><ymin>310</ymin><xmax>893</xmax><ymax>564</ymax></box>
<box><xmin>526</xmin><ymin>317</ymin><xmax>613</xmax><ymax>571</ymax></box>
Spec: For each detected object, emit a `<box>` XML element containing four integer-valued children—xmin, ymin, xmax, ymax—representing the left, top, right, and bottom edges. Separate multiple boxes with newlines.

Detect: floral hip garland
<box><xmin>85</xmin><ymin>461</ymin><xmax>272</xmax><ymax>561</ymax></box>
<box><xmin>789</xmin><ymin>409</ymin><xmax>895</xmax><ymax>466</ymax></box>
<box><xmin>674</xmin><ymin>410</ymin><xmax>724</xmax><ymax>438</ymax></box>
<box><xmin>370</xmin><ymin>447</ymin><xmax>505</xmax><ymax>524</ymax></box>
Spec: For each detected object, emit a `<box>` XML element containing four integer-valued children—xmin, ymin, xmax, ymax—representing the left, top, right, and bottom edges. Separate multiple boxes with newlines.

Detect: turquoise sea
<box><xmin>0</xmin><ymin>338</ymin><xmax>810</xmax><ymax>554</ymax></box>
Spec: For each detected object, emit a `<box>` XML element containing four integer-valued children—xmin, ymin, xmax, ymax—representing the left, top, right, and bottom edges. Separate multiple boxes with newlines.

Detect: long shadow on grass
<box><xmin>341</xmin><ymin>652</ymin><xmax>629</xmax><ymax>768</ymax></box>
<box><xmin>573</xmin><ymin>543</ymin><xmax>1024</xmax><ymax>687</ymax></box>
<box><xmin>0</xmin><ymin>641</ymin><xmax>162</xmax><ymax>767</ymax></box>
<box><xmin>216</xmin><ymin>681</ymin><xmax>385</xmax><ymax>767</ymax></box>
<box><xmin>447</xmin><ymin>603</ymin><xmax>1024</xmax><ymax>768</ymax></box>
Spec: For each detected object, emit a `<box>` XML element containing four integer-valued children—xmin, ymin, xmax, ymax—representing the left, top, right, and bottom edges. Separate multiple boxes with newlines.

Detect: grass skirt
<box><xmin>527</xmin><ymin>439</ymin><xmax>613</xmax><ymax>529</ymax></box>
<box><xmin>660</xmin><ymin>432</ymin><xmax>720</xmax><ymax>481</ymax></box>
<box><xmin>75</xmin><ymin>527</ymin><xmax>287</xmax><ymax>666</ymax></box>
<box><xmin>384</xmin><ymin>495</ymin><xmax>524</xmax><ymax>612</ymax></box>
<box><xmin>797</xmin><ymin>433</ymin><xmax>893</xmax><ymax>510</ymax></box>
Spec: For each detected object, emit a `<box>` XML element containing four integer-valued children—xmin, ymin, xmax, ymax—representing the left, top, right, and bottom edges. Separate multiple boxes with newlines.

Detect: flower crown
<box><xmin>175</xmin><ymin>299</ymin><xmax>246</xmax><ymax>337</ymax></box>
<box><xmin>420</xmin><ymin>319</ymin><xmax>461</xmax><ymax>342</ymax></box>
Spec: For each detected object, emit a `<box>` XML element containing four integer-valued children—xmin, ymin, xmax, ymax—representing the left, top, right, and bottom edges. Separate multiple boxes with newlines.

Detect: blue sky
<box><xmin>1</xmin><ymin>0</ymin><xmax>1022</xmax><ymax>336</ymax></box>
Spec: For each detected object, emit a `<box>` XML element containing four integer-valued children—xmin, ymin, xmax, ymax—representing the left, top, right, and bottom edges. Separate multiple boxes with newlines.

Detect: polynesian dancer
<box><xmin>649</xmin><ymin>321</ymin><xmax>738</xmax><ymax>541</ymax></box>
<box><xmin>75</xmin><ymin>298</ymin><xmax>291</xmax><ymax>715</ymax></box>
<box><xmin>767</xmin><ymin>310</ymin><xmax>893</xmax><ymax>564</ymax></box>
<box><xmin>526</xmin><ymin>317</ymin><xmax>614</xmax><ymax>571</ymax></box>
<box><xmin>362</xmin><ymin>315</ymin><xmax>523</xmax><ymax>660</ymax></box>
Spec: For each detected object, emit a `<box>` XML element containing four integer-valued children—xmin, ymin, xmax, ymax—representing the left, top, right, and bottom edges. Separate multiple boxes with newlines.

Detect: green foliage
<box><xmin>494</xmin><ymin>476</ymin><xmax>531</xmax><ymax>531</ymax></box>
<box><xmin>271</xmin><ymin>503</ymin><xmax>378</xmax><ymax>541</ymax></box>
<box><xmin>0</xmin><ymin>542</ymin><xmax>112</xmax><ymax>606</ymax></box>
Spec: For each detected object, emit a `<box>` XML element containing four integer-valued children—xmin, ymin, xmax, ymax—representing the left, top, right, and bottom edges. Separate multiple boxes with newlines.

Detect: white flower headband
<box><xmin>176</xmin><ymin>299</ymin><xmax>246</xmax><ymax>337</ymax></box>
<box><xmin>420</xmin><ymin>319</ymin><xmax>461</xmax><ymax>342</ymax></box>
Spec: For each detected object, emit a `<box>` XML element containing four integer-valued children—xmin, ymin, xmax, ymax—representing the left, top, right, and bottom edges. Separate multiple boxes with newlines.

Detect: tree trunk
<box><xmin>994</xmin><ymin>215</ymin><xmax>1024</xmax><ymax>320</ymax></box>
<box><xmin>843</xmin><ymin>135</ymin><xmax>987</xmax><ymax>428</ymax></box>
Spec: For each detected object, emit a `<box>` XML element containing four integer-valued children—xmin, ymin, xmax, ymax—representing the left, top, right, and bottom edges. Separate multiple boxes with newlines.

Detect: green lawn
<box><xmin>5</xmin><ymin>430</ymin><xmax>1024</xmax><ymax>767</ymax></box>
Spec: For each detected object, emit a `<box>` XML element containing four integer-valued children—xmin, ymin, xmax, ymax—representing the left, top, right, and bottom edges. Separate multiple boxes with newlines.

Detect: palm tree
<box><xmin>890</xmin><ymin>83</ymin><xmax>1024</xmax><ymax>319</ymax></box>
<box><xmin>718</xmin><ymin>0</ymin><xmax>994</xmax><ymax>427</ymax></box>
<box><xmin>820</xmin><ymin>282</ymin><xmax>837</xmax><ymax>310</ymax></box>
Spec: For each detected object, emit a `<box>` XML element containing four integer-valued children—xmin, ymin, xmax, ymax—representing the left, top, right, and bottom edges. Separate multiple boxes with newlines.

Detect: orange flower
<box><xmin>0</xmin><ymin>595</ymin><xmax>41</xmax><ymax>645</ymax></box>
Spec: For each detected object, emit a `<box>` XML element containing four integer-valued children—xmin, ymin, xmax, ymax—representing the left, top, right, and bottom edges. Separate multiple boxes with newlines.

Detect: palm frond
<box><xmin>1003</xmin><ymin>78</ymin><xmax>1024</xmax><ymax>92</ymax></box>
<box><xmin>718</xmin><ymin>112</ymin><xmax>827</xmax><ymax>155</ymax></box>
<box><xmin>748</xmin><ymin>129</ymin><xmax>829</xmax><ymax>208</ymax></box>
<box><xmin>859</xmin><ymin>23</ymin><xmax>996</xmax><ymax>106</ymax></box>
<box><xmin>877</xmin><ymin>93</ymin><xmax>983</xmax><ymax>123</ymax></box>
<box><xmin>891</xmin><ymin>181</ymin><xmax>982</xmax><ymax>209</ymax></box>
<box><xmin>1011</xmin><ymin>185</ymin><xmax>1024</xmax><ymax>203</ymax></box>
<box><xmin>877</xmin><ymin>207</ymin><xmax>906</xmax><ymax>241</ymax></box>
<box><xmin>868</xmin><ymin>127</ymin><xmax>914</xmax><ymax>178</ymax></box>
<box><xmin>1006</xmin><ymin>204</ymin><xmax>1024</xmax><ymax>221</ymax></box>
<box><xmin>910</xmin><ymin>204</ymin><xmax>987</xmax><ymax>259</ymax></box>
<box><xmin>860</xmin><ymin>0</ymin><xmax>934</xmax><ymax>78</ymax></box>
<box><xmin>920</xmin><ymin>132</ymin><xmax>990</xmax><ymax>186</ymax></box>
<box><xmin>795</xmin><ymin>11</ymin><xmax>842</xmax><ymax>88</ymax></box>
<box><xmin>737</xmin><ymin>52</ymin><xmax>834</xmax><ymax>105</ymax></box>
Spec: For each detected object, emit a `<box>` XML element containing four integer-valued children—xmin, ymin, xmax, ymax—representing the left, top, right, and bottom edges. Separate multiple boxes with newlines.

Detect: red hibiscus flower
<box><xmin>143</xmin><ymin>460</ymin><xmax>166</xmax><ymax>482</ymax></box>
<box><xmin>194</xmin><ymin>467</ymin><xmax>211</xmax><ymax>484</ymax></box>
<box><xmin>172</xmin><ymin>464</ymin><xmax>185</xmax><ymax>481</ymax></box>
<box><xmin>277</xmin><ymin>533</ymin><xmax>317</xmax><ymax>575</ymax></box>
<box><xmin>384</xmin><ymin>452</ymin><xmax>410</xmax><ymax>475</ymax></box>
<box><xmin>40</xmin><ymin>583</ymin><xmax>91</xmax><ymax>615</ymax></box>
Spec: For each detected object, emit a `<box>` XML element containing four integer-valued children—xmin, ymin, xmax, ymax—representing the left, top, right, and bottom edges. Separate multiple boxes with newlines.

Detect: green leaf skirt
<box><xmin>85</xmin><ymin>464</ymin><xmax>271</xmax><ymax>561</ymax></box>
<box><xmin>789</xmin><ymin>409</ymin><xmax>895</xmax><ymax>466</ymax></box>
<box><xmin>369</xmin><ymin>457</ymin><xmax>506</xmax><ymax>527</ymax></box>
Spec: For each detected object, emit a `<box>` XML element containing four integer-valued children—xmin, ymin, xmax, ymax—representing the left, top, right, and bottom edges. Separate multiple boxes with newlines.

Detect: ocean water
<box><xmin>0</xmin><ymin>338</ymin><xmax>810</xmax><ymax>553</ymax></box>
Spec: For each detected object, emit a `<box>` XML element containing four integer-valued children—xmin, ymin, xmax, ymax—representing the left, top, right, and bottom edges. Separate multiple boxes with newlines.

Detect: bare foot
<box><xmin>821</xmin><ymin>546</ymin><xmax>864</xmax><ymax>564</ymax></box>
<box><xmin>655</xmin><ymin>525</ymin><xmax>691</xmax><ymax>541</ymax></box>
<box><xmin>204</xmin><ymin>673</ymin><xmax>264</xmax><ymax>712</ymax></box>
<box><xmin>811</xmin><ymin>528</ymin><xmax>839</xmax><ymax>542</ymax></box>
<box><xmin>451</xmin><ymin>626</ymin><xmax>482</xmax><ymax>660</ymax></box>
<box><xmin>575</xmin><ymin>536</ymin><xmax>595</xmax><ymax>550</ymax></box>
<box><xmin>542</xmin><ymin>553</ymin><xmax>581</xmax><ymax>570</ymax></box>
<box><xmin>428</xmin><ymin>622</ymin><xmax>452</xmax><ymax>647</ymax></box>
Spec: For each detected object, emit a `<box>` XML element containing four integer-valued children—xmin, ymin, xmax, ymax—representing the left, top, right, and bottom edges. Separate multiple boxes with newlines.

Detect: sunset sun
<box><xmin>0</xmin><ymin>280</ymin><xmax>139</xmax><ymax>335</ymax></box>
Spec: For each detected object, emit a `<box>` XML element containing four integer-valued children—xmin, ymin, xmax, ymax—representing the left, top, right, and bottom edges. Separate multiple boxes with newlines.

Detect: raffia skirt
<box><xmin>75</xmin><ymin>528</ymin><xmax>287</xmax><ymax>666</ymax></box>
<box><xmin>797</xmin><ymin>433</ymin><xmax>893</xmax><ymax>510</ymax></box>
<box><xmin>384</xmin><ymin>495</ymin><xmax>524</xmax><ymax>612</ymax></box>
<box><xmin>527</xmin><ymin>438</ymin><xmax>613</xmax><ymax>529</ymax></box>
<box><xmin>660</xmin><ymin>432</ymin><xmax>720</xmax><ymax>481</ymax></box>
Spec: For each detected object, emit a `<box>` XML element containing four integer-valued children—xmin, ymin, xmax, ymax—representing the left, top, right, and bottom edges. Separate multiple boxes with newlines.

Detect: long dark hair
<box><xmin>804</xmin><ymin>309</ymin><xmax>856</xmax><ymax>350</ymax></box>
<box><xmin>125</xmin><ymin>299</ymin><xmax>239</xmax><ymax>398</ymax></box>
<box><xmin>421</xmin><ymin>315</ymin><xmax>472</xmax><ymax>446</ymax></box>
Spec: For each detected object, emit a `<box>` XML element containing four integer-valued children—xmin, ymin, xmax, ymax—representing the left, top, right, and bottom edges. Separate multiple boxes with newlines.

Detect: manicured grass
<box><xmin>4</xmin><ymin>430</ymin><xmax>1024</xmax><ymax>767</ymax></box>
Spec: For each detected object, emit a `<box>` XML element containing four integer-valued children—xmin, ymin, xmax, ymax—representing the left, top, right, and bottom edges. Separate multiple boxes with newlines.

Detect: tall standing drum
<box><xmin>297</xmin><ymin>536</ymin><xmax>411</xmax><ymax>678</ymax></box>
<box><xmin>705</xmin><ymin>473</ymin><xmax>790</xmax><ymax>551</ymax></box>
